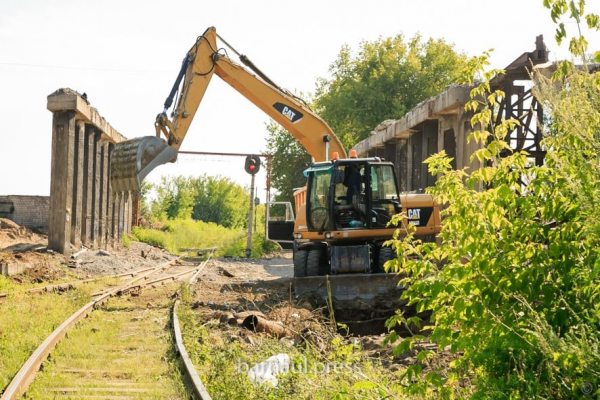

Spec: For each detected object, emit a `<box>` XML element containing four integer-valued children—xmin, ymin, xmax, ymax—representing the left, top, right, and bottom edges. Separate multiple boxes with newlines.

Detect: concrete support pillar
<box><xmin>106</xmin><ymin>144</ymin><xmax>115</xmax><ymax>249</ymax></box>
<box><xmin>117</xmin><ymin>192</ymin><xmax>125</xmax><ymax>243</ymax></box>
<box><xmin>70</xmin><ymin>121</ymin><xmax>85</xmax><ymax>248</ymax></box>
<box><xmin>110</xmin><ymin>192</ymin><xmax>118</xmax><ymax>249</ymax></box>
<box><xmin>124</xmin><ymin>192</ymin><xmax>131</xmax><ymax>237</ymax></box>
<box><xmin>439</xmin><ymin>116</ymin><xmax>458</xmax><ymax>172</ymax></box>
<box><xmin>422</xmin><ymin>121</ymin><xmax>439</xmax><ymax>188</ymax></box>
<box><xmin>82</xmin><ymin>125</ymin><xmax>95</xmax><ymax>247</ymax></box>
<box><xmin>49</xmin><ymin>111</ymin><xmax>76</xmax><ymax>254</ymax></box>
<box><xmin>91</xmin><ymin>133</ymin><xmax>101</xmax><ymax>247</ymax></box>
<box><xmin>410</xmin><ymin>132</ymin><xmax>422</xmax><ymax>191</ymax></box>
<box><xmin>406</xmin><ymin>134</ymin><xmax>414</xmax><ymax>192</ymax></box>
<box><xmin>396</xmin><ymin>139</ymin><xmax>408</xmax><ymax>193</ymax></box>
<box><xmin>98</xmin><ymin>142</ymin><xmax>109</xmax><ymax>249</ymax></box>
<box><xmin>385</xmin><ymin>141</ymin><xmax>396</xmax><ymax>166</ymax></box>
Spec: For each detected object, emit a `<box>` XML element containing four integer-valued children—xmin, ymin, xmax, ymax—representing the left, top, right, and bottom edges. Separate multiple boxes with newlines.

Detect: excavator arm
<box><xmin>110</xmin><ymin>27</ymin><xmax>345</xmax><ymax>193</ymax></box>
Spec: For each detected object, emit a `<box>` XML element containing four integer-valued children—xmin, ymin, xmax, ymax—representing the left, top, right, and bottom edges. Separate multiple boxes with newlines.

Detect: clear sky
<box><xmin>0</xmin><ymin>0</ymin><xmax>598</xmax><ymax>201</ymax></box>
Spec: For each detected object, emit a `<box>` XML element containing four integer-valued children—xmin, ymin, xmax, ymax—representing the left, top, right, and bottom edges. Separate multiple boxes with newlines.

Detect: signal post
<box><xmin>244</xmin><ymin>155</ymin><xmax>261</xmax><ymax>258</ymax></box>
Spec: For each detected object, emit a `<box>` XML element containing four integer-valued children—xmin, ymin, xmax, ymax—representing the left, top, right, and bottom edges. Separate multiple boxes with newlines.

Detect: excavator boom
<box><xmin>110</xmin><ymin>27</ymin><xmax>345</xmax><ymax>193</ymax></box>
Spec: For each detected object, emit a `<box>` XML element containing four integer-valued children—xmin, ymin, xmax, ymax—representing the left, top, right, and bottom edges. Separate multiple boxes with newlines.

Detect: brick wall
<box><xmin>0</xmin><ymin>195</ymin><xmax>49</xmax><ymax>230</ymax></box>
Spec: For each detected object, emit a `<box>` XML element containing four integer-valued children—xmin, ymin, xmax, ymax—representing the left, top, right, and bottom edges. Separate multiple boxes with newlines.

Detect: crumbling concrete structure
<box><xmin>352</xmin><ymin>36</ymin><xmax>551</xmax><ymax>193</ymax></box>
<box><xmin>47</xmin><ymin>89</ymin><xmax>132</xmax><ymax>254</ymax></box>
<box><xmin>352</xmin><ymin>85</ymin><xmax>478</xmax><ymax>192</ymax></box>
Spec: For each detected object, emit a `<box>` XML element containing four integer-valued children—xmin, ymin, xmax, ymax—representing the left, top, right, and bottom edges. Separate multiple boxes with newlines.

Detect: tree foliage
<box><xmin>149</xmin><ymin>175</ymin><xmax>249</xmax><ymax>229</ymax></box>
<box><xmin>374</xmin><ymin>2</ymin><xmax>600</xmax><ymax>398</ymax></box>
<box><xmin>264</xmin><ymin>121</ymin><xmax>311</xmax><ymax>207</ymax></box>
<box><xmin>314</xmin><ymin>34</ymin><xmax>468</xmax><ymax>149</ymax></box>
<box><xmin>265</xmin><ymin>34</ymin><xmax>467</xmax><ymax>205</ymax></box>
<box><xmin>191</xmin><ymin>175</ymin><xmax>249</xmax><ymax>229</ymax></box>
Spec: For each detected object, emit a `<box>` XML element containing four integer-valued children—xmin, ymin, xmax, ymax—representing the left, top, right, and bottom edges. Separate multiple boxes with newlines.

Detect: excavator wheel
<box><xmin>306</xmin><ymin>248</ymin><xmax>322</xmax><ymax>277</ymax></box>
<box><xmin>293</xmin><ymin>249</ymin><xmax>308</xmax><ymax>277</ymax></box>
<box><xmin>378</xmin><ymin>246</ymin><xmax>395</xmax><ymax>273</ymax></box>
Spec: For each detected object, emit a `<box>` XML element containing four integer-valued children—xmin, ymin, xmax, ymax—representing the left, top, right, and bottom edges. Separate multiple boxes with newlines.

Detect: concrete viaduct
<box><xmin>351</xmin><ymin>36</ymin><xmax>550</xmax><ymax>193</ymax></box>
<box><xmin>47</xmin><ymin>89</ymin><xmax>133</xmax><ymax>255</ymax></box>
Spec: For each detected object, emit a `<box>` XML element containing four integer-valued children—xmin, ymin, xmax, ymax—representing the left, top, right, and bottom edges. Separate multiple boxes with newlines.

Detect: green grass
<box><xmin>0</xmin><ymin>276</ymin><xmax>125</xmax><ymax>392</ymax></box>
<box><xmin>133</xmin><ymin>219</ymin><xmax>278</xmax><ymax>258</ymax></box>
<box><xmin>122</xmin><ymin>234</ymin><xmax>132</xmax><ymax>248</ymax></box>
<box><xmin>26</xmin><ymin>283</ymin><xmax>188</xmax><ymax>399</ymax></box>
<box><xmin>221</xmin><ymin>232</ymin><xmax>280</xmax><ymax>258</ymax></box>
<box><xmin>0</xmin><ymin>289</ymin><xmax>91</xmax><ymax>391</ymax></box>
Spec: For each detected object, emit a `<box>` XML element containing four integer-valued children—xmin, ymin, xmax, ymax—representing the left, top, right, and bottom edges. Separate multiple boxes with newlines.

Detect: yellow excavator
<box><xmin>110</xmin><ymin>27</ymin><xmax>441</xmax><ymax>302</ymax></box>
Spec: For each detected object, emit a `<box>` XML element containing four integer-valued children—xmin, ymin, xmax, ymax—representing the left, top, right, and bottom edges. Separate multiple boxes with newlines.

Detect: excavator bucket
<box><xmin>110</xmin><ymin>136</ymin><xmax>178</xmax><ymax>193</ymax></box>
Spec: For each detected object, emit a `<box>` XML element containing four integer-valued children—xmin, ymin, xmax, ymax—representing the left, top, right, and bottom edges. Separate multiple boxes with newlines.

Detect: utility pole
<box><xmin>245</xmin><ymin>173</ymin><xmax>255</xmax><ymax>258</ymax></box>
<box><xmin>244</xmin><ymin>155</ymin><xmax>261</xmax><ymax>258</ymax></box>
<box><xmin>254</xmin><ymin>187</ymin><xmax>258</xmax><ymax>233</ymax></box>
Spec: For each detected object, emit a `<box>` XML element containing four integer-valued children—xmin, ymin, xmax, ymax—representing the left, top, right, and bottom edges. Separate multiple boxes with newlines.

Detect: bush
<box><xmin>384</xmin><ymin>5</ymin><xmax>600</xmax><ymax>397</ymax></box>
<box><xmin>131</xmin><ymin>226</ymin><xmax>175</xmax><ymax>252</ymax></box>
<box><xmin>132</xmin><ymin>219</ymin><xmax>277</xmax><ymax>258</ymax></box>
<box><xmin>221</xmin><ymin>232</ymin><xmax>280</xmax><ymax>258</ymax></box>
<box><xmin>121</xmin><ymin>235</ymin><xmax>132</xmax><ymax>248</ymax></box>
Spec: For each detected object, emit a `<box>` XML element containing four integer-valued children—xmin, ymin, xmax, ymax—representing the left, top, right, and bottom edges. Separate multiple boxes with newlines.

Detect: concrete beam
<box><xmin>352</xmin><ymin>85</ymin><xmax>472</xmax><ymax>157</ymax></box>
<box><xmin>47</xmin><ymin>89</ymin><xmax>126</xmax><ymax>144</ymax></box>
<box><xmin>1</xmin><ymin>263</ymin><xmax>31</xmax><ymax>277</ymax></box>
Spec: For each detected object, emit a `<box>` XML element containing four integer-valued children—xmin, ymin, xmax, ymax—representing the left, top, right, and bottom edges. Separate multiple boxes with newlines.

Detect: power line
<box><xmin>0</xmin><ymin>62</ymin><xmax>170</xmax><ymax>74</ymax></box>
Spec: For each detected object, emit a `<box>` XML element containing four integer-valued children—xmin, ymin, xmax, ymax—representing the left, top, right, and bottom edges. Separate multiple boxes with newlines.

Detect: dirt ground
<box><xmin>190</xmin><ymin>253</ymin><xmax>456</xmax><ymax>373</ymax></box>
<box><xmin>0</xmin><ymin>218</ymin><xmax>176</xmax><ymax>283</ymax></box>
<box><xmin>1</xmin><ymin>218</ymin><xmax>455</xmax><ymax>376</ymax></box>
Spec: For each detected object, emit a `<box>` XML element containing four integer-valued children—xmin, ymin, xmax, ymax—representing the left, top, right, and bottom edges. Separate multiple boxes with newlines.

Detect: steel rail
<box><xmin>172</xmin><ymin>249</ymin><xmax>215</xmax><ymax>400</ymax></box>
<box><xmin>0</xmin><ymin>264</ymin><xmax>164</xmax><ymax>303</ymax></box>
<box><xmin>118</xmin><ymin>263</ymin><xmax>209</xmax><ymax>295</ymax></box>
<box><xmin>0</xmin><ymin>257</ymin><xmax>181</xmax><ymax>400</ymax></box>
<box><xmin>90</xmin><ymin>258</ymin><xmax>180</xmax><ymax>297</ymax></box>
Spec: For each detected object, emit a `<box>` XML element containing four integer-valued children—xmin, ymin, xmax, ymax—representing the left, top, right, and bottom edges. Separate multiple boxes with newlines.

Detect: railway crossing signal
<box><xmin>244</xmin><ymin>155</ymin><xmax>261</xmax><ymax>175</ymax></box>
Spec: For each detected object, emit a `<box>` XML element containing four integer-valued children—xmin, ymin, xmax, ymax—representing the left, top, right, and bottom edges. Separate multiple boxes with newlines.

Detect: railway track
<box><xmin>0</xmin><ymin>265</ymin><xmax>164</xmax><ymax>304</ymax></box>
<box><xmin>1</xmin><ymin>254</ymin><xmax>214</xmax><ymax>400</ymax></box>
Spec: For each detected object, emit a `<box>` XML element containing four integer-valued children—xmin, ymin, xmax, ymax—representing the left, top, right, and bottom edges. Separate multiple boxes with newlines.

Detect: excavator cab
<box><xmin>305</xmin><ymin>159</ymin><xmax>401</xmax><ymax>233</ymax></box>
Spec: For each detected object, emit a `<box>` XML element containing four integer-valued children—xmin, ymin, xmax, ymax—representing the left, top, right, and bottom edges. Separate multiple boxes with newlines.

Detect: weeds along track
<box><xmin>1</xmin><ymin>253</ymin><xmax>214</xmax><ymax>400</ymax></box>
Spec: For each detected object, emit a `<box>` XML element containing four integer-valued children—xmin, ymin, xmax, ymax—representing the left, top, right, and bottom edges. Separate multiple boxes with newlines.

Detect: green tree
<box><xmin>314</xmin><ymin>34</ymin><xmax>468</xmax><ymax>149</ymax></box>
<box><xmin>137</xmin><ymin>180</ymin><xmax>154</xmax><ymax>222</ymax></box>
<box><xmin>264</xmin><ymin>121</ymin><xmax>311</xmax><ymax>208</ymax></box>
<box><xmin>150</xmin><ymin>176</ymin><xmax>196</xmax><ymax>220</ymax></box>
<box><xmin>149</xmin><ymin>175</ymin><xmax>249</xmax><ymax>229</ymax></box>
<box><xmin>191</xmin><ymin>175</ymin><xmax>249</xmax><ymax>229</ymax></box>
<box><xmin>264</xmin><ymin>34</ymin><xmax>466</xmax><ymax>206</ymax></box>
